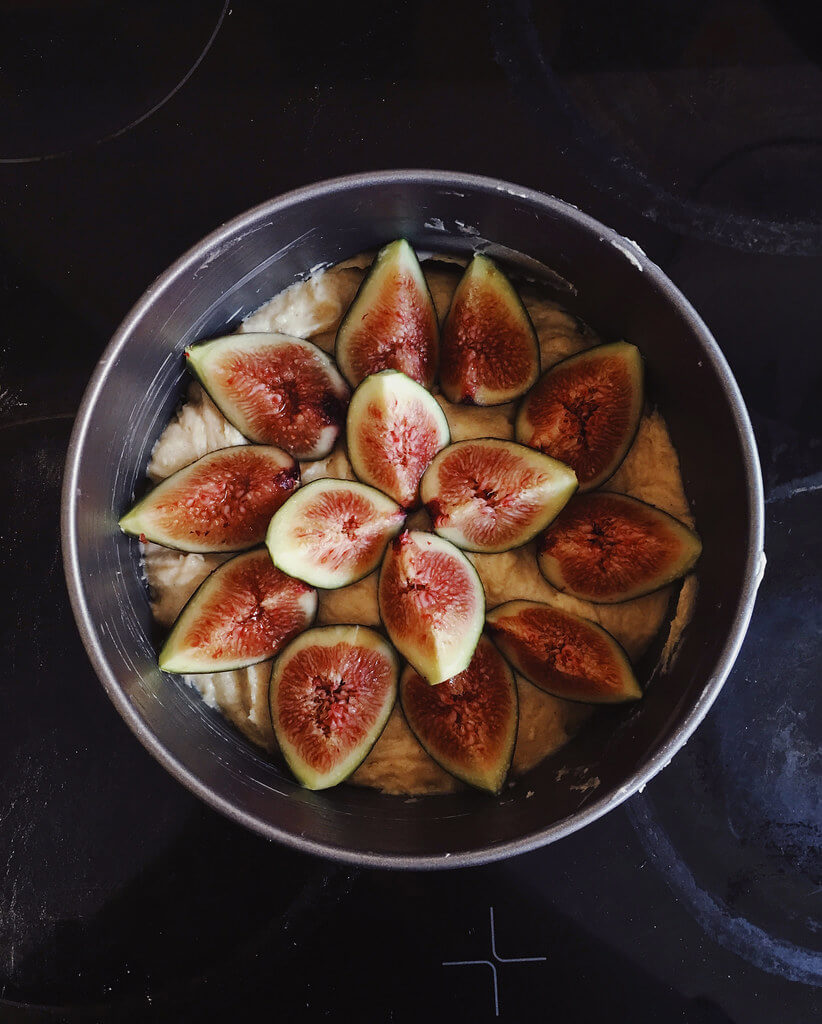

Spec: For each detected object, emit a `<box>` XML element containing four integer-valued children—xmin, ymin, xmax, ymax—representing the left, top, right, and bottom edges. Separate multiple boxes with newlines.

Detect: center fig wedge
<box><xmin>346</xmin><ymin>370</ymin><xmax>451</xmax><ymax>508</ymax></box>
<box><xmin>420</xmin><ymin>438</ymin><xmax>577</xmax><ymax>553</ymax></box>
<box><xmin>378</xmin><ymin>530</ymin><xmax>485</xmax><ymax>685</ymax></box>
<box><xmin>266</xmin><ymin>479</ymin><xmax>406</xmax><ymax>589</ymax></box>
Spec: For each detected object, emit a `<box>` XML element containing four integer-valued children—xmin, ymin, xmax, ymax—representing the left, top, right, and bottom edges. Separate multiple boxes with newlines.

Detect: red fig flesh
<box><xmin>119</xmin><ymin>445</ymin><xmax>299</xmax><ymax>552</ymax></box>
<box><xmin>335</xmin><ymin>240</ymin><xmax>439</xmax><ymax>388</ymax></box>
<box><xmin>159</xmin><ymin>548</ymin><xmax>317</xmax><ymax>674</ymax></box>
<box><xmin>185</xmin><ymin>333</ymin><xmax>350</xmax><ymax>460</ymax></box>
<box><xmin>486</xmin><ymin>599</ymin><xmax>641</xmax><ymax>703</ymax></box>
<box><xmin>420</xmin><ymin>438</ymin><xmax>577</xmax><ymax>552</ymax></box>
<box><xmin>400</xmin><ymin>636</ymin><xmax>518</xmax><ymax>794</ymax></box>
<box><xmin>538</xmin><ymin>492</ymin><xmax>702</xmax><ymax>603</ymax></box>
<box><xmin>266</xmin><ymin>479</ymin><xmax>405</xmax><ymax>589</ymax></box>
<box><xmin>270</xmin><ymin>625</ymin><xmax>399</xmax><ymax>790</ymax></box>
<box><xmin>378</xmin><ymin>530</ymin><xmax>485</xmax><ymax>685</ymax></box>
<box><xmin>516</xmin><ymin>342</ymin><xmax>643</xmax><ymax>491</ymax></box>
<box><xmin>440</xmin><ymin>254</ymin><xmax>539</xmax><ymax>406</ymax></box>
<box><xmin>346</xmin><ymin>370</ymin><xmax>450</xmax><ymax>508</ymax></box>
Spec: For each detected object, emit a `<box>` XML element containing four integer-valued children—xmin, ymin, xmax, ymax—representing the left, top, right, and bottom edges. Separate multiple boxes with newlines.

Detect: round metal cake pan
<box><xmin>61</xmin><ymin>170</ymin><xmax>765</xmax><ymax>868</ymax></box>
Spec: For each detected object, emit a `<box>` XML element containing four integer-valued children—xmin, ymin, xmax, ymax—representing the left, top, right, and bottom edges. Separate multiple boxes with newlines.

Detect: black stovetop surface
<box><xmin>1</xmin><ymin>2</ymin><xmax>820</xmax><ymax>1021</ymax></box>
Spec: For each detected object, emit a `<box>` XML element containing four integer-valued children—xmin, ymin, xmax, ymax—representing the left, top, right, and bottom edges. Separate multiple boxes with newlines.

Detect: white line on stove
<box><xmin>442</xmin><ymin>906</ymin><xmax>547</xmax><ymax>1016</ymax></box>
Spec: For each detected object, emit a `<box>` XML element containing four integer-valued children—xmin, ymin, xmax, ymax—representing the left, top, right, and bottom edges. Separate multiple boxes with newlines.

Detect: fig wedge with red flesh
<box><xmin>400</xmin><ymin>635</ymin><xmax>518</xmax><ymax>794</ymax></box>
<box><xmin>486</xmin><ymin>599</ymin><xmax>641</xmax><ymax>703</ymax></box>
<box><xmin>269</xmin><ymin>625</ymin><xmax>399</xmax><ymax>790</ymax></box>
<box><xmin>119</xmin><ymin>445</ymin><xmax>299</xmax><ymax>552</ymax></box>
<box><xmin>159</xmin><ymin>548</ymin><xmax>317</xmax><ymax>674</ymax></box>
<box><xmin>516</xmin><ymin>342</ymin><xmax>643</xmax><ymax>491</ymax></box>
<box><xmin>185</xmin><ymin>333</ymin><xmax>349</xmax><ymax>460</ymax></box>
<box><xmin>347</xmin><ymin>370</ymin><xmax>450</xmax><ymax>508</ymax></box>
<box><xmin>335</xmin><ymin>240</ymin><xmax>439</xmax><ymax>388</ymax></box>
<box><xmin>379</xmin><ymin>530</ymin><xmax>485</xmax><ymax>685</ymax></box>
<box><xmin>538</xmin><ymin>492</ymin><xmax>702</xmax><ymax>603</ymax></box>
<box><xmin>420</xmin><ymin>438</ymin><xmax>577</xmax><ymax>553</ymax></box>
<box><xmin>266</xmin><ymin>479</ymin><xmax>406</xmax><ymax>589</ymax></box>
<box><xmin>440</xmin><ymin>254</ymin><xmax>539</xmax><ymax>406</ymax></box>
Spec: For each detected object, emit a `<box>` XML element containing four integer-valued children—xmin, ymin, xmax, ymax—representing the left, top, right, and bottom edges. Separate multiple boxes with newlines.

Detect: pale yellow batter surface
<box><xmin>143</xmin><ymin>256</ymin><xmax>697</xmax><ymax>795</ymax></box>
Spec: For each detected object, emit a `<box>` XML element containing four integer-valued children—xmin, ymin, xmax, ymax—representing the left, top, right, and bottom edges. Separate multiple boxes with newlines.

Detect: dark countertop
<box><xmin>1</xmin><ymin>2</ymin><xmax>820</xmax><ymax>1020</ymax></box>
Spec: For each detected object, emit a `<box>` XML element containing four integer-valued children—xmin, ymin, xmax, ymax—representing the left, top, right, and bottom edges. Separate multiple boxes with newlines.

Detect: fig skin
<box><xmin>400</xmin><ymin>635</ymin><xmax>518</xmax><ymax>794</ymax></box>
<box><xmin>378</xmin><ymin>530</ymin><xmax>486</xmax><ymax>686</ymax></box>
<box><xmin>159</xmin><ymin>548</ymin><xmax>318</xmax><ymax>674</ymax></box>
<box><xmin>335</xmin><ymin>240</ymin><xmax>439</xmax><ymax>389</ymax></box>
<box><xmin>119</xmin><ymin>445</ymin><xmax>299</xmax><ymax>553</ymax></box>
<box><xmin>269</xmin><ymin>624</ymin><xmax>399</xmax><ymax>790</ymax></box>
<box><xmin>266</xmin><ymin>479</ymin><xmax>406</xmax><ymax>590</ymax></box>
<box><xmin>440</xmin><ymin>254</ymin><xmax>540</xmax><ymax>406</ymax></box>
<box><xmin>486</xmin><ymin>599</ymin><xmax>641</xmax><ymax>704</ymax></box>
<box><xmin>346</xmin><ymin>369</ymin><xmax>451</xmax><ymax>509</ymax></box>
<box><xmin>516</xmin><ymin>341</ymin><xmax>644</xmax><ymax>492</ymax></box>
<box><xmin>420</xmin><ymin>437</ymin><xmax>578</xmax><ymax>553</ymax></box>
<box><xmin>184</xmin><ymin>333</ymin><xmax>350</xmax><ymax>460</ymax></box>
<box><xmin>538</xmin><ymin>491</ymin><xmax>702</xmax><ymax>603</ymax></box>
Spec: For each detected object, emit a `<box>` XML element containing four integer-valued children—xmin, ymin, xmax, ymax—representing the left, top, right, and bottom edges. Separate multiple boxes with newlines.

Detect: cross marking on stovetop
<box><xmin>442</xmin><ymin>906</ymin><xmax>547</xmax><ymax>1016</ymax></box>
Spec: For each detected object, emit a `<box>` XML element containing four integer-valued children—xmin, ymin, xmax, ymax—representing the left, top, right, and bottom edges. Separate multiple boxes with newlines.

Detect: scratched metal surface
<box><xmin>0</xmin><ymin>0</ymin><xmax>819</xmax><ymax>1020</ymax></box>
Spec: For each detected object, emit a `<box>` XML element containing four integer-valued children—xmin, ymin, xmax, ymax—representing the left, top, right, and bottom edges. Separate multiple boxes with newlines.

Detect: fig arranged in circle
<box><xmin>378</xmin><ymin>530</ymin><xmax>485</xmax><ymax>685</ymax></box>
<box><xmin>185</xmin><ymin>333</ymin><xmax>350</xmax><ymax>460</ymax></box>
<box><xmin>486</xmin><ymin>599</ymin><xmax>641</xmax><ymax>703</ymax></box>
<box><xmin>269</xmin><ymin>625</ymin><xmax>399</xmax><ymax>790</ymax></box>
<box><xmin>266</xmin><ymin>479</ymin><xmax>405</xmax><ymax>589</ymax></box>
<box><xmin>119</xmin><ymin>445</ymin><xmax>299</xmax><ymax>552</ymax></box>
<box><xmin>420</xmin><ymin>438</ymin><xmax>577</xmax><ymax>553</ymax></box>
<box><xmin>335</xmin><ymin>239</ymin><xmax>439</xmax><ymax>388</ymax></box>
<box><xmin>516</xmin><ymin>342</ymin><xmax>643</xmax><ymax>491</ymax></box>
<box><xmin>346</xmin><ymin>370</ymin><xmax>451</xmax><ymax>508</ymax></box>
<box><xmin>538</xmin><ymin>492</ymin><xmax>702</xmax><ymax>603</ymax></box>
<box><xmin>159</xmin><ymin>548</ymin><xmax>317</xmax><ymax>674</ymax></box>
<box><xmin>400</xmin><ymin>635</ymin><xmax>518</xmax><ymax>794</ymax></box>
<box><xmin>440</xmin><ymin>254</ymin><xmax>539</xmax><ymax>406</ymax></box>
